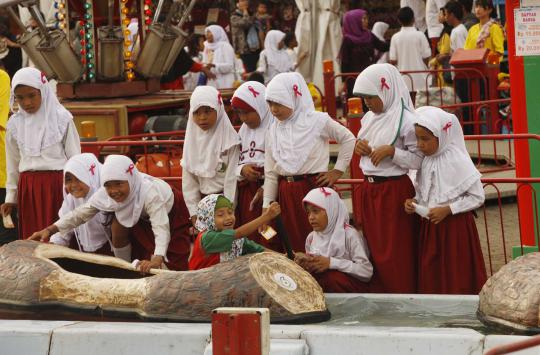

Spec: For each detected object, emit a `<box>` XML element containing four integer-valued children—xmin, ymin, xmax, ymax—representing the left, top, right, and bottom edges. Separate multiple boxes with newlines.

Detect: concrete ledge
<box><xmin>302</xmin><ymin>327</ymin><xmax>485</xmax><ymax>355</ymax></box>
<box><xmin>0</xmin><ymin>320</ymin><xmax>75</xmax><ymax>355</ymax></box>
<box><xmin>49</xmin><ymin>322</ymin><xmax>211</xmax><ymax>355</ymax></box>
<box><xmin>204</xmin><ymin>339</ymin><xmax>309</xmax><ymax>355</ymax></box>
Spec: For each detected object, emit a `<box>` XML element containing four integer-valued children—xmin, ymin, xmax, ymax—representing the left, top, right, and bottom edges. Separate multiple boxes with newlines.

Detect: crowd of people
<box><xmin>0</xmin><ymin>0</ymin><xmax>499</xmax><ymax>295</ymax></box>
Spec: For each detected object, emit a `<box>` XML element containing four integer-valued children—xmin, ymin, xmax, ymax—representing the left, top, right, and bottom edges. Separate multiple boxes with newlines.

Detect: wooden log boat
<box><xmin>0</xmin><ymin>240</ymin><xmax>330</xmax><ymax>323</ymax></box>
<box><xmin>477</xmin><ymin>252</ymin><xmax>540</xmax><ymax>334</ymax></box>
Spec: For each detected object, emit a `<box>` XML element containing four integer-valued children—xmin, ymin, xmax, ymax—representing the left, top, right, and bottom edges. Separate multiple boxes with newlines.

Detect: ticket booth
<box><xmin>450</xmin><ymin>48</ymin><xmax>500</xmax><ymax>134</ymax></box>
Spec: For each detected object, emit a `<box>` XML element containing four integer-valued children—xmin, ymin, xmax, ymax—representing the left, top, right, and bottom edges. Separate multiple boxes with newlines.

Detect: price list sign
<box><xmin>515</xmin><ymin>8</ymin><xmax>540</xmax><ymax>56</ymax></box>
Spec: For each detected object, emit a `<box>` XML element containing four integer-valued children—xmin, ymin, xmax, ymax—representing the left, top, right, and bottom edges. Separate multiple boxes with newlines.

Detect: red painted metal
<box><xmin>485</xmin><ymin>335</ymin><xmax>540</xmax><ymax>355</ymax></box>
<box><xmin>211</xmin><ymin>312</ymin><xmax>263</xmax><ymax>355</ymax></box>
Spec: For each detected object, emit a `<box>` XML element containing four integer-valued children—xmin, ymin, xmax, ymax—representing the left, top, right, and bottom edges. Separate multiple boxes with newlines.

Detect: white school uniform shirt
<box><xmin>262</xmin><ymin>118</ymin><xmax>355</xmax><ymax>207</ymax></box>
<box><xmin>256</xmin><ymin>30</ymin><xmax>294</xmax><ymax>84</ymax></box>
<box><xmin>203</xmin><ymin>25</ymin><xmax>236</xmax><ymax>89</ymax></box>
<box><xmin>450</xmin><ymin>24</ymin><xmax>468</xmax><ymax>53</ymax></box>
<box><xmin>306</xmin><ymin>226</ymin><xmax>373</xmax><ymax>281</ymax></box>
<box><xmin>55</xmin><ymin>178</ymin><xmax>175</xmax><ymax>257</ymax></box>
<box><xmin>414</xmin><ymin>106</ymin><xmax>485</xmax><ymax>214</ymax></box>
<box><xmin>426</xmin><ymin>0</ymin><xmax>449</xmax><ymax>38</ymax></box>
<box><xmin>400</xmin><ymin>0</ymin><xmax>427</xmax><ymax>33</ymax></box>
<box><xmin>389</xmin><ymin>26</ymin><xmax>432</xmax><ymax>92</ymax></box>
<box><xmin>5</xmin><ymin>121</ymin><xmax>80</xmax><ymax>203</ymax></box>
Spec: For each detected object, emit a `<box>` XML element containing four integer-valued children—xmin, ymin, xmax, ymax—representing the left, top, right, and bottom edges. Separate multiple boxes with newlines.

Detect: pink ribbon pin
<box><xmin>443</xmin><ymin>121</ymin><xmax>453</xmax><ymax>132</ymax></box>
<box><xmin>126</xmin><ymin>164</ymin><xmax>135</xmax><ymax>175</ymax></box>
<box><xmin>320</xmin><ymin>187</ymin><xmax>331</xmax><ymax>197</ymax></box>
<box><xmin>293</xmin><ymin>84</ymin><xmax>302</xmax><ymax>97</ymax></box>
<box><xmin>248</xmin><ymin>86</ymin><xmax>259</xmax><ymax>97</ymax></box>
<box><xmin>89</xmin><ymin>163</ymin><xmax>96</xmax><ymax>176</ymax></box>
<box><xmin>380</xmin><ymin>77</ymin><xmax>390</xmax><ymax>90</ymax></box>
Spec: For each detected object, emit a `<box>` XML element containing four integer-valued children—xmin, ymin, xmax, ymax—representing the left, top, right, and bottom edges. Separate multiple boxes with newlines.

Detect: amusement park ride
<box><xmin>0</xmin><ymin>0</ymin><xmax>211</xmax><ymax>139</ymax></box>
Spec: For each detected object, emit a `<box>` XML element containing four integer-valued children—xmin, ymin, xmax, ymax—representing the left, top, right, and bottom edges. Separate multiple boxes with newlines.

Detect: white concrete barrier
<box><xmin>0</xmin><ymin>320</ymin><xmax>75</xmax><ymax>355</ymax></box>
<box><xmin>49</xmin><ymin>322</ymin><xmax>211</xmax><ymax>355</ymax></box>
<box><xmin>203</xmin><ymin>339</ymin><xmax>308</xmax><ymax>355</ymax></box>
<box><xmin>302</xmin><ymin>326</ymin><xmax>485</xmax><ymax>355</ymax></box>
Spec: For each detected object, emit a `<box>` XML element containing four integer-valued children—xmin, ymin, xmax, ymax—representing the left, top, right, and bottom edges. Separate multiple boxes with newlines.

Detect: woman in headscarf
<box><xmin>339</xmin><ymin>9</ymin><xmax>389</xmax><ymax>97</ymax></box>
<box><xmin>0</xmin><ymin>67</ymin><xmax>81</xmax><ymax>239</ymax></box>
<box><xmin>203</xmin><ymin>25</ymin><xmax>237</xmax><ymax>89</ymax></box>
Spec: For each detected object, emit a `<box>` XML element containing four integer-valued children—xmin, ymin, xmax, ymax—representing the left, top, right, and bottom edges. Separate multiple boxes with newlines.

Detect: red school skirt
<box><xmin>236</xmin><ymin>178</ymin><xmax>283</xmax><ymax>252</ymax></box>
<box><xmin>17</xmin><ymin>170</ymin><xmax>64</xmax><ymax>240</ymax></box>
<box><xmin>277</xmin><ymin>175</ymin><xmax>318</xmax><ymax>252</ymax></box>
<box><xmin>130</xmin><ymin>186</ymin><xmax>191</xmax><ymax>271</ymax></box>
<box><xmin>418</xmin><ymin>211</ymin><xmax>487</xmax><ymax>294</ymax></box>
<box><xmin>313</xmin><ymin>270</ymin><xmax>370</xmax><ymax>293</ymax></box>
<box><xmin>359</xmin><ymin>174</ymin><xmax>420</xmax><ymax>293</ymax></box>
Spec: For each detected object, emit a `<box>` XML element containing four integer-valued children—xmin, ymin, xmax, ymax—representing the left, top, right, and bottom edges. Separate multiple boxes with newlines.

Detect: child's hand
<box><xmin>138</xmin><ymin>255</ymin><xmax>164</xmax><ymax>274</ymax></box>
<box><xmin>427</xmin><ymin>206</ymin><xmax>452</xmax><ymax>224</ymax></box>
<box><xmin>369</xmin><ymin>145</ymin><xmax>395</xmax><ymax>166</ymax></box>
<box><xmin>404</xmin><ymin>199</ymin><xmax>417</xmax><ymax>214</ymax></box>
<box><xmin>29</xmin><ymin>228</ymin><xmax>51</xmax><ymax>242</ymax></box>
<box><xmin>316</xmin><ymin>169</ymin><xmax>342</xmax><ymax>187</ymax></box>
<box><xmin>0</xmin><ymin>203</ymin><xmax>15</xmax><ymax>217</ymax></box>
<box><xmin>354</xmin><ymin>139</ymin><xmax>372</xmax><ymax>156</ymax></box>
<box><xmin>306</xmin><ymin>255</ymin><xmax>330</xmax><ymax>273</ymax></box>
<box><xmin>241</xmin><ymin>164</ymin><xmax>262</xmax><ymax>182</ymax></box>
<box><xmin>294</xmin><ymin>252</ymin><xmax>309</xmax><ymax>268</ymax></box>
<box><xmin>249</xmin><ymin>188</ymin><xmax>263</xmax><ymax>211</ymax></box>
<box><xmin>264</xmin><ymin>202</ymin><xmax>281</xmax><ymax>219</ymax></box>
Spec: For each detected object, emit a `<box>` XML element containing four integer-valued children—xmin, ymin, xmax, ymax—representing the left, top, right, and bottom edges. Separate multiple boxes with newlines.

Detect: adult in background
<box><xmin>339</xmin><ymin>9</ymin><xmax>389</xmax><ymax>97</ymax></box>
<box><xmin>231</xmin><ymin>0</ymin><xmax>260</xmax><ymax>73</ymax></box>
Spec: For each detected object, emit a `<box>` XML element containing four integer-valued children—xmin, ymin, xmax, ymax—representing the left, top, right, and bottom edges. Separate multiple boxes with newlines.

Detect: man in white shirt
<box><xmin>389</xmin><ymin>7</ymin><xmax>432</xmax><ymax>93</ymax></box>
<box><xmin>446</xmin><ymin>1</ymin><xmax>468</xmax><ymax>53</ymax></box>
<box><xmin>401</xmin><ymin>0</ymin><xmax>427</xmax><ymax>33</ymax></box>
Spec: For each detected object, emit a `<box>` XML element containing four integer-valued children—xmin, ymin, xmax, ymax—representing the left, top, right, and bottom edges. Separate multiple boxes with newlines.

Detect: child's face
<box><xmin>64</xmin><ymin>172</ymin><xmax>90</xmax><ymax>199</ymax></box>
<box><xmin>257</xmin><ymin>4</ymin><xmax>267</xmax><ymax>15</ymax></box>
<box><xmin>104</xmin><ymin>180</ymin><xmax>130</xmax><ymax>203</ymax></box>
<box><xmin>361</xmin><ymin>95</ymin><xmax>384</xmax><ymax>114</ymax></box>
<box><xmin>415</xmin><ymin>125</ymin><xmax>439</xmax><ymax>156</ymax></box>
<box><xmin>283</xmin><ymin>6</ymin><xmax>293</xmax><ymax>20</ymax></box>
<box><xmin>305</xmin><ymin>204</ymin><xmax>328</xmax><ymax>232</ymax></box>
<box><xmin>214</xmin><ymin>206</ymin><xmax>236</xmax><ymax>231</ymax></box>
<box><xmin>438</xmin><ymin>9</ymin><xmax>446</xmax><ymax>24</ymax></box>
<box><xmin>198</xmin><ymin>36</ymin><xmax>205</xmax><ymax>51</ymax></box>
<box><xmin>475</xmin><ymin>5</ymin><xmax>492</xmax><ymax>20</ymax></box>
<box><xmin>267</xmin><ymin>101</ymin><xmax>293</xmax><ymax>121</ymax></box>
<box><xmin>193</xmin><ymin>106</ymin><xmax>218</xmax><ymax>131</ymax></box>
<box><xmin>236</xmin><ymin>109</ymin><xmax>261</xmax><ymax>129</ymax></box>
<box><xmin>205</xmin><ymin>30</ymin><xmax>214</xmax><ymax>43</ymax></box>
<box><xmin>14</xmin><ymin>85</ymin><xmax>41</xmax><ymax>114</ymax></box>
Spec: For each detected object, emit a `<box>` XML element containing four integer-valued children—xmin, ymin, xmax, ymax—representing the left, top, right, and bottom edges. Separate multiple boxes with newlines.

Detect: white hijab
<box><xmin>263</xmin><ymin>30</ymin><xmax>293</xmax><ymax>73</ymax></box>
<box><xmin>302</xmin><ymin>187</ymin><xmax>348</xmax><ymax>258</ymax></box>
<box><xmin>90</xmin><ymin>155</ymin><xmax>162</xmax><ymax>228</ymax></box>
<box><xmin>372</xmin><ymin>22</ymin><xmax>389</xmax><ymax>41</ymax></box>
<box><xmin>204</xmin><ymin>25</ymin><xmax>229</xmax><ymax>51</ymax></box>
<box><xmin>265</xmin><ymin>72</ymin><xmax>328</xmax><ymax>174</ymax></box>
<box><xmin>61</xmin><ymin>153</ymin><xmax>109</xmax><ymax>251</ymax></box>
<box><xmin>353</xmin><ymin>63</ymin><xmax>414</xmax><ymax>148</ymax></box>
<box><xmin>7</xmin><ymin>67</ymin><xmax>73</xmax><ymax>157</ymax></box>
<box><xmin>181</xmin><ymin>86</ymin><xmax>240</xmax><ymax>178</ymax></box>
<box><xmin>415</xmin><ymin>106</ymin><xmax>481</xmax><ymax>204</ymax></box>
<box><xmin>233</xmin><ymin>81</ymin><xmax>274</xmax><ymax>167</ymax></box>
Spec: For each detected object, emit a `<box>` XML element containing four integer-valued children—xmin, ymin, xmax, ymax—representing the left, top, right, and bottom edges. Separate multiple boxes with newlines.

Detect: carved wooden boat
<box><xmin>477</xmin><ymin>252</ymin><xmax>540</xmax><ymax>334</ymax></box>
<box><xmin>0</xmin><ymin>240</ymin><xmax>330</xmax><ymax>323</ymax></box>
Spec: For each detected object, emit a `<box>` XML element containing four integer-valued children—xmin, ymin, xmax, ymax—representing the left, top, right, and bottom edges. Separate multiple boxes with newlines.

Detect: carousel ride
<box><xmin>0</xmin><ymin>0</ymin><xmax>197</xmax><ymax>98</ymax></box>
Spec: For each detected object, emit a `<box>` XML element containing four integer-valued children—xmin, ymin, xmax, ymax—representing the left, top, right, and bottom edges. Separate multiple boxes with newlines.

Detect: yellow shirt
<box><xmin>464</xmin><ymin>23</ymin><xmax>505</xmax><ymax>55</ymax></box>
<box><xmin>0</xmin><ymin>69</ymin><xmax>10</xmax><ymax>188</ymax></box>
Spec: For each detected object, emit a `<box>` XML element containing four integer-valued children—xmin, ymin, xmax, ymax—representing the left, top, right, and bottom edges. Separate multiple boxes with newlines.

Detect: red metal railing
<box><xmin>485</xmin><ymin>335</ymin><xmax>540</xmax><ymax>354</ymax></box>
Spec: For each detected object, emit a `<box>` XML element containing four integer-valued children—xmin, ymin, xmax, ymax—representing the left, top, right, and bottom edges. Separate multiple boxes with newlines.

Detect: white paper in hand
<box><xmin>260</xmin><ymin>225</ymin><xmax>277</xmax><ymax>240</ymax></box>
<box><xmin>412</xmin><ymin>202</ymin><xmax>430</xmax><ymax>219</ymax></box>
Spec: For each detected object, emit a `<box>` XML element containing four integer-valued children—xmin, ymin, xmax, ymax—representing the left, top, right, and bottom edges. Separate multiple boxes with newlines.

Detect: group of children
<box><xmin>3</xmin><ymin>63</ymin><xmax>487</xmax><ymax>295</ymax></box>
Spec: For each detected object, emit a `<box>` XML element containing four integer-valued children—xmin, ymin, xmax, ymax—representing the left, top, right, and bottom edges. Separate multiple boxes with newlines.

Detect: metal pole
<box><xmin>6</xmin><ymin>7</ymin><xmax>26</xmax><ymax>31</ymax></box>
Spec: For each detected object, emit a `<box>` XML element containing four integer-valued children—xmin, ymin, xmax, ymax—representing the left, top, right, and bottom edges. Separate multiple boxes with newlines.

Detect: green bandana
<box><xmin>214</xmin><ymin>195</ymin><xmax>233</xmax><ymax>210</ymax></box>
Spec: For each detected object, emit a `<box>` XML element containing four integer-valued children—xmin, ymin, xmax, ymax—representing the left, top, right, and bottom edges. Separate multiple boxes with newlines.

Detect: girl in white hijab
<box><xmin>49</xmin><ymin>153</ymin><xmax>112</xmax><ymax>254</ymax></box>
<box><xmin>372</xmin><ymin>22</ymin><xmax>390</xmax><ymax>64</ymax></box>
<box><xmin>405</xmin><ymin>106</ymin><xmax>487</xmax><ymax>294</ymax></box>
<box><xmin>231</xmin><ymin>81</ymin><xmax>279</xmax><ymax>250</ymax></box>
<box><xmin>352</xmin><ymin>63</ymin><xmax>422</xmax><ymax>294</ymax></box>
<box><xmin>203</xmin><ymin>25</ymin><xmax>236</xmax><ymax>89</ymax></box>
<box><xmin>295</xmin><ymin>187</ymin><xmax>373</xmax><ymax>293</ymax></box>
<box><xmin>181</xmin><ymin>86</ymin><xmax>240</xmax><ymax>227</ymax></box>
<box><xmin>30</xmin><ymin>155</ymin><xmax>192</xmax><ymax>272</ymax></box>
<box><xmin>1</xmin><ymin>67</ymin><xmax>81</xmax><ymax>240</ymax></box>
<box><xmin>263</xmin><ymin>72</ymin><xmax>355</xmax><ymax>253</ymax></box>
<box><xmin>256</xmin><ymin>30</ymin><xmax>294</xmax><ymax>83</ymax></box>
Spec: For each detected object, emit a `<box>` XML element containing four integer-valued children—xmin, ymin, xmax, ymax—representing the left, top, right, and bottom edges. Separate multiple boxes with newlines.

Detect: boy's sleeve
<box><xmin>242</xmin><ymin>238</ymin><xmax>265</xmax><ymax>254</ymax></box>
<box><xmin>389</xmin><ymin>36</ymin><xmax>397</xmax><ymax>61</ymax></box>
<box><xmin>201</xmin><ymin>229</ymin><xmax>236</xmax><ymax>253</ymax></box>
